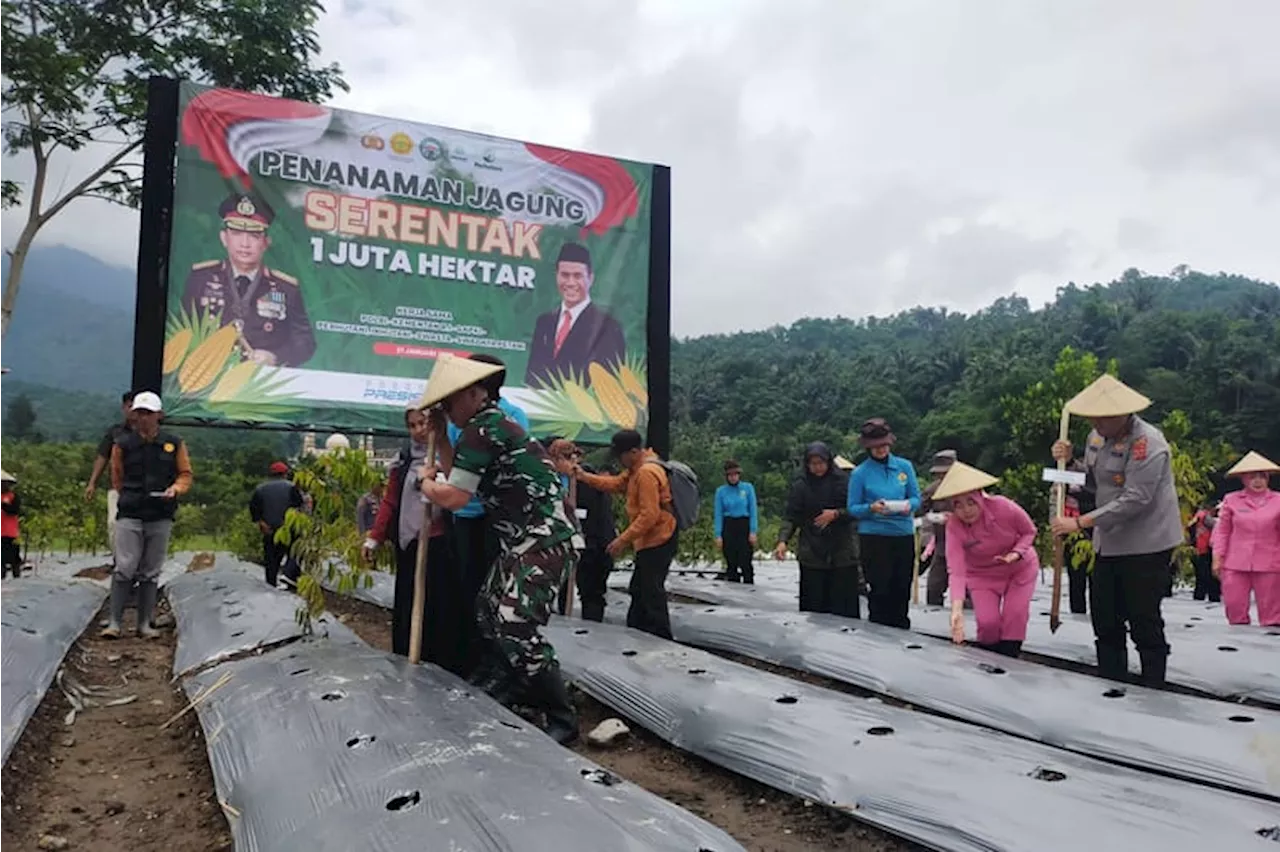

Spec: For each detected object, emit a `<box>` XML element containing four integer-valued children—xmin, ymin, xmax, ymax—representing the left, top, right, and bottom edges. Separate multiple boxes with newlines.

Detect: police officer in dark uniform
<box><xmin>1050</xmin><ymin>375</ymin><xmax>1182</xmax><ymax>686</ymax></box>
<box><xmin>182</xmin><ymin>193</ymin><xmax>316</xmax><ymax>368</ymax></box>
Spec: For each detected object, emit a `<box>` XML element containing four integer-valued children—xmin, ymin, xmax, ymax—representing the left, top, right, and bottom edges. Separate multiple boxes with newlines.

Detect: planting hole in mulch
<box><xmin>322</xmin><ymin>589</ymin><xmax>924</xmax><ymax>852</ymax></box>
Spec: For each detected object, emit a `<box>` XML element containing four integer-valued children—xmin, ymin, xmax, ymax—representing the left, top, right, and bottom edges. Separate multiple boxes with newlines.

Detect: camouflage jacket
<box><xmin>446</xmin><ymin>405</ymin><xmax>575</xmax><ymax>554</ymax></box>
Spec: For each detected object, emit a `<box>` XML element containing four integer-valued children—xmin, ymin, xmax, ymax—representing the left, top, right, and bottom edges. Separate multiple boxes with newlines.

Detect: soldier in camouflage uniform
<box><xmin>418</xmin><ymin>354</ymin><xmax>579</xmax><ymax>745</ymax></box>
<box><xmin>182</xmin><ymin>193</ymin><xmax>316</xmax><ymax>368</ymax></box>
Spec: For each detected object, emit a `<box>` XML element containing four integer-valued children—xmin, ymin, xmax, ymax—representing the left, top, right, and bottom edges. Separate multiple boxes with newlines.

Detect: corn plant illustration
<box><xmin>163</xmin><ymin>308</ymin><xmax>305</xmax><ymax>419</ymax></box>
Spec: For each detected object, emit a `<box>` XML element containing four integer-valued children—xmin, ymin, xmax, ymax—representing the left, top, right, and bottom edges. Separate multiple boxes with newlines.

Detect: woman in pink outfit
<box><xmin>1210</xmin><ymin>451</ymin><xmax>1280</xmax><ymax>626</ymax></box>
<box><xmin>938</xmin><ymin>462</ymin><xmax>1039</xmax><ymax>658</ymax></box>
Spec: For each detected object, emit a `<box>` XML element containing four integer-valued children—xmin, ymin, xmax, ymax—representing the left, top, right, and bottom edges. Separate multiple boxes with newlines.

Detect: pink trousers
<box><xmin>1220</xmin><ymin>570</ymin><xmax>1280</xmax><ymax>626</ymax></box>
<box><xmin>967</xmin><ymin>562</ymin><xmax>1038</xmax><ymax>644</ymax></box>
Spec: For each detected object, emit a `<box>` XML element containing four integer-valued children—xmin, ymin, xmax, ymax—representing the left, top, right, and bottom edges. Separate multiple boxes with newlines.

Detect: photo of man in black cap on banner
<box><xmin>181</xmin><ymin>192</ymin><xmax>317</xmax><ymax>368</ymax></box>
<box><xmin>525</xmin><ymin>241</ymin><xmax>626</xmax><ymax>388</ymax></box>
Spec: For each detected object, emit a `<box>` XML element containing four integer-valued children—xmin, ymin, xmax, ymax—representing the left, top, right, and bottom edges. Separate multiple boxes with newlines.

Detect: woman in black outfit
<box><xmin>361</xmin><ymin>408</ymin><xmax>464</xmax><ymax>673</ymax></box>
<box><xmin>773</xmin><ymin>442</ymin><xmax>860</xmax><ymax>617</ymax></box>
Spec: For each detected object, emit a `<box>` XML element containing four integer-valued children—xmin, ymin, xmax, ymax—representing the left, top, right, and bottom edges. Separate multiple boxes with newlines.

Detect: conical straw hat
<box><xmin>415</xmin><ymin>354</ymin><xmax>503</xmax><ymax>410</ymax></box>
<box><xmin>0</xmin><ymin>469</ymin><xmax>14</xmax><ymax>483</ymax></box>
<box><xmin>932</xmin><ymin>461</ymin><xmax>999</xmax><ymax>502</ymax></box>
<box><xmin>1226</xmin><ymin>451</ymin><xmax>1280</xmax><ymax>477</ymax></box>
<box><xmin>1064</xmin><ymin>374</ymin><xmax>1151</xmax><ymax>418</ymax></box>
<box><xmin>833</xmin><ymin>455</ymin><xmax>854</xmax><ymax>470</ymax></box>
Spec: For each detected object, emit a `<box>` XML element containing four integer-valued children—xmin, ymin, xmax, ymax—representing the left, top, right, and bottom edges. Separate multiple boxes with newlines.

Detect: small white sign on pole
<box><xmin>1042</xmin><ymin>468</ymin><xmax>1086</xmax><ymax>487</ymax></box>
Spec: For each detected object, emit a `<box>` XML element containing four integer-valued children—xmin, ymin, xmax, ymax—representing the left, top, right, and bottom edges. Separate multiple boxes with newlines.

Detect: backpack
<box><xmin>648</xmin><ymin>460</ymin><xmax>700</xmax><ymax>531</ymax></box>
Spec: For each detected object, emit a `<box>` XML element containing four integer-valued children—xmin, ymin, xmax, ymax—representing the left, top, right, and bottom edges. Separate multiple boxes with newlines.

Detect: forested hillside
<box><xmin>668</xmin><ymin>267</ymin><xmax>1279</xmax><ymax>528</ymax></box>
<box><xmin>3</xmin><ymin>265</ymin><xmax>1276</xmax><ymax>561</ymax></box>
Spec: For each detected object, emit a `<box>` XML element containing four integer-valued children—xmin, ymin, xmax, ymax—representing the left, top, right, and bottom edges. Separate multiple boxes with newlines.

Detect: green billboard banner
<box><xmin>162</xmin><ymin>82</ymin><xmax>654</xmax><ymax>441</ymax></box>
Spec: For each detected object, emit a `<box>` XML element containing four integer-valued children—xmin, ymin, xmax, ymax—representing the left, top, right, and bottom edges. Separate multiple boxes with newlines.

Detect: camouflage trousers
<box><xmin>478</xmin><ymin>540</ymin><xmax>576</xmax><ymax>677</ymax></box>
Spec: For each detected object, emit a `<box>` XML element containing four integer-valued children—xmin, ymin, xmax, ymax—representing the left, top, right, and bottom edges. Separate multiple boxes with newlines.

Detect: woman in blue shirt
<box><xmin>714</xmin><ymin>459</ymin><xmax>758</xmax><ymax>584</ymax></box>
<box><xmin>847</xmin><ymin>418</ymin><xmax>921</xmax><ymax>629</ymax></box>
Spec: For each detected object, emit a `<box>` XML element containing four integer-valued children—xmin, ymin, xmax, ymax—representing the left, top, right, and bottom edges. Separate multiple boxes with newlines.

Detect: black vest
<box><xmin>116</xmin><ymin>430</ymin><xmax>182</xmax><ymax>521</ymax></box>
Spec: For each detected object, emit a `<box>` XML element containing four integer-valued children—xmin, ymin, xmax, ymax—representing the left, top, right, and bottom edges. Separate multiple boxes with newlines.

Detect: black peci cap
<box><xmin>555</xmin><ymin>242</ymin><xmax>592</xmax><ymax>273</ymax></box>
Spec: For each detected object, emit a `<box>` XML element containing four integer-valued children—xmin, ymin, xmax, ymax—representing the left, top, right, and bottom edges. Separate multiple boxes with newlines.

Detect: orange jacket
<box><xmin>578</xmin><ymin>450</ymin><xmax>676</xmax><ymax>552</ymax></box>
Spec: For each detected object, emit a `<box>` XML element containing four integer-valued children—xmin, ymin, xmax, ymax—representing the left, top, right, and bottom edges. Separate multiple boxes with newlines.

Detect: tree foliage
<box><xmin>5</xmin><ymin>393</ymin><xmax>41</xmax><ymax>441</ymax></box>
<box><xmin>1</xmin><ymin>0</ymin><xmax>349</xmax><ymax>337</ymax></box>
<box><xmin>280</xmin><ymin>447</ymin><xmax>386</xmax><ymax>626</ymax></box>
<box><xmin>669</xmin><ymin>269</ymin><xmax>1277</xmax><ymax>564</ymax></box>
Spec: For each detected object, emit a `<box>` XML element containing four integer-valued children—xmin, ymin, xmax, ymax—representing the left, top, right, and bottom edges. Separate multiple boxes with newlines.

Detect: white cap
<box><xmin>131</xmin><ymin>391</ymin><xmax>163</xmax><ymax>412</ymax></box>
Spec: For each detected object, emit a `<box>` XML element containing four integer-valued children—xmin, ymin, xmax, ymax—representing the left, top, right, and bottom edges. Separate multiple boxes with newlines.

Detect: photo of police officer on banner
<box><xmin>181</xmin><ymin>193</ymin><xmax>316</xmax><ymax>368</ymax></box>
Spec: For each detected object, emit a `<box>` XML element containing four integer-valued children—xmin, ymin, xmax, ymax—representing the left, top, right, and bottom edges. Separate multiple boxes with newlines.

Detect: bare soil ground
<box><xmin>321</xmin><ymin>590</ymin><xmax>921</xmax><ymax>852</ymax></box>
<box><xmin>1</xmin><ymin>595</ymin><xmax>230</xmax><ymax>851</ymax></box>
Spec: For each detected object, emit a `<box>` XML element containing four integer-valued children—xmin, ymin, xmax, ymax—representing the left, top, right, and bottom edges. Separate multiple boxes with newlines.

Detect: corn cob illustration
<box><xmin>163</xmin><ymin>328</ymin><xmax>194</xmax><ymax>374</ymax></box>
<box><xmin>589</xmin><ymin>362</ymin><xmax>637</xmax><ymax>428</ymax></box>
<box><xmin>208</xmin><ymin>360</ymin><xmax>259</xmax><ymax>403</ymax></box>
<box><xmin>562</xmin><ymin>379</ymin><xmax>607</xmax><ymax>429</ymax></box>
<box><xmin>618</xmin><ymin>363</ymin><xmax>648</xmax><ymax>407</ymax></box>
<box><xmin>177</xmin><ymin>323</ymin><xmax>239</xmax><ymax>393</ymax></box>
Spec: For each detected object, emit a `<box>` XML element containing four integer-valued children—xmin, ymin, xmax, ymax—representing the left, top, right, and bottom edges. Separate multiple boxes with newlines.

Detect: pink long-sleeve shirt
<box><xmin>945</xmin><ymin>493</ymin><xmax>1041</xmax><ymax>600</ymax></box>
<box><xmin>1210</xmin><ymin>488</ymin><xmax>1280</xmax><ymax>573</ymax></box>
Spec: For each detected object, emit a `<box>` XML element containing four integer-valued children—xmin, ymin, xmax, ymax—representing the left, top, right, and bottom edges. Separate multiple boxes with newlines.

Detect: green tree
<box><xmin>5</xmin><ymin>392</ymin><xmax>38</xmax><ymax>440</ymax></box>
<box><xmin>1160</xmin><ymin>409</ymin><xmax>1238</xmax><ymax>582</ymax></box>
<box><xmin>998</xmin><ymin>346</ymin><xmax>1116</xmax><ymax>524</ymax></box>
<box><xmin>0</xmin><ymin>0</ymin><xmax>349</xmax><ymax>338</ymax></box>
<box><xmin>279</xmin><ymin>448</ymin><xmax>385</xmax><ymax>626</ymax></box>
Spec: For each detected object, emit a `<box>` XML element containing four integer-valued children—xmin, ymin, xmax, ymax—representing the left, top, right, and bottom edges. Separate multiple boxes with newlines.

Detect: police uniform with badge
<box><xmin>1051</xmin><ymin>375</ymin><xmax>1182</xmax><ymax>686</ymax></box>
<box><xmin>181</xmin><ymin>194</ymin><xmax>316</xmax><ymax>368</ymax></box>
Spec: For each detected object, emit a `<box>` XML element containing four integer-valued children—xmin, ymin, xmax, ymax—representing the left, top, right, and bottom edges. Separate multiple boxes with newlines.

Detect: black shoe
<box><xmin>995</xmin><ymin>640</ymin><xmax>1022</xmax><ymax>658</ymax></box>
<box><xmin>530</xmin><ymin>665</ymin><xmax>579</xmax><ymax>745</ymax></box>
<box><xmin>1138</xmin><ymin>649</ymin><xmax>1168</xmax><ymax>687</ymax></box>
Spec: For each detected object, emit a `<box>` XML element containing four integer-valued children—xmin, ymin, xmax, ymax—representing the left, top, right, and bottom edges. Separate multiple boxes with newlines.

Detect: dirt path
<box><xmin>321</xmin><ymin>591</ymin><xmax>921</xmax><ymax>852</ymax></box>
<box><xmin>1</xmin><ymin>596</ymin><xmax>230</xmax><ymax>852</ymax></box>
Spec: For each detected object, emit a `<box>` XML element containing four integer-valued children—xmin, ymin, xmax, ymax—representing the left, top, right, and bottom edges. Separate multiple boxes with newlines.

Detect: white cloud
<box><xmin>4</xmin><ymin>0</ymin><xmax>1278</xmax><ymax>336</ymax></box>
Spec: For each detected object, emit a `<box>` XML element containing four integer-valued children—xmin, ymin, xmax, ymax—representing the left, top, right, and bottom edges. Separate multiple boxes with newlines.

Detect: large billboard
<box><xmin>147</xmin><ymin>81</ymin><xmax>666</xmax><ymax>443</ymax></box>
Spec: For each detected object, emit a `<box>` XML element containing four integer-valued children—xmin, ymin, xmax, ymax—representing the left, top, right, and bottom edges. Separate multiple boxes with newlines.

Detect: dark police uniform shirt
<box><xmin>181</xmin><ymin>261</ymin><xmax>316</xmax><ymax>368</ymax></box>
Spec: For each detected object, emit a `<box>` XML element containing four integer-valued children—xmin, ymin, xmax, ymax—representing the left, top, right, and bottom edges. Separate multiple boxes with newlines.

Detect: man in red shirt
<box><xmin>1188</xmin><ymin>503</ymin><xmax>1221</xmax><ymax>602</ymax></box>
<box><xmin>2</xmin><ymin>470</ymin><xmax>22</xmax><ymax>579</ymax></box>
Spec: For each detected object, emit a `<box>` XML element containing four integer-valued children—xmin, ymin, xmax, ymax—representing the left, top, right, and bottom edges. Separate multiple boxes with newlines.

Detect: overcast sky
<box><xmin>4</xmin><ymin>0</ymin><xmax>1278</xmax><ymax>337</ymax></box>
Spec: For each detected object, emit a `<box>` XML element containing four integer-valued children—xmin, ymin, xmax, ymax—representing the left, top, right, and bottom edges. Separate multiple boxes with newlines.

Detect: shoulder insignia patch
<box><xmin>1132</xmin><ymin>437</ymin><xmax>1148</xmax><ymax>461</ymax></box>
<box><xmin>162</xmin><ymin>442</ymin><xmax>175</xmax><ymax>453</ymax></box>
<box><xmin>268</xmin><ymin>268</ymin><xmax>298</xmax><ymax>285</ymax></box>
<box><xmin>1088</xmin><ymin>434</ymin><xmax>1104</xmax><ymax>448</ymax></box>
<box><xmin>191</xmin><ymin>260</ymin><xmax>220</xmax><ymax>270</ymax></box>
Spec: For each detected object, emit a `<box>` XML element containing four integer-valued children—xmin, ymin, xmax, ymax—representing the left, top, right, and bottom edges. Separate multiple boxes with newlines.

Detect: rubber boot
<box><xmin>1095</xmin><ymin>641</ymin><xmax>1129</xmax><ymax>682</ymax></box>
<box><xmin>530</xmin><ymin>664</ymin><xmax>579</xmax><ymax>745</ymax></box>
<box><xmin>1138</xmin><ymin>649</ymin><xmax>1167</xmax><ymax>687</ymax></box>
<box><xmin>136</xmin><ymin>581</ymin><xmax>159</xmax><ymax>639</ymax></box>
<box><xmin>101</xmin><ymin>578</ymin><xmax>130</xmax><ymax>638</ymax></box>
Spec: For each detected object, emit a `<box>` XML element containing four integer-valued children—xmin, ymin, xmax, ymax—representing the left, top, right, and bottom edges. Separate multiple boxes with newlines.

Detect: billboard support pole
<box><xmin>132</xmin><ymin>76</ymin><xmax>180</xmax><ymax>395</ymax></box>
<box><xmin>646</xmin><ymin>164</ymin><xmax>672</xmax><ymax>458</ymax></box>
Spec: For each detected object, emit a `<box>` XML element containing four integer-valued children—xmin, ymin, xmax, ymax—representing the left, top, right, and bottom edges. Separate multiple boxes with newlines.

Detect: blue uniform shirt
<box><xmin>714</xmin><ymin>481</ymin><xmax>758</xmax><ymax>537</ymax></box>
<box><xmin>447</xmin><ymin>397</ymin><xmax>530</xmax><ymax>519</ymax></box>
<box><xmin>847</xmin><ymin>454</ymin><xmax>921</xmax><ymax>536</ymax></box>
